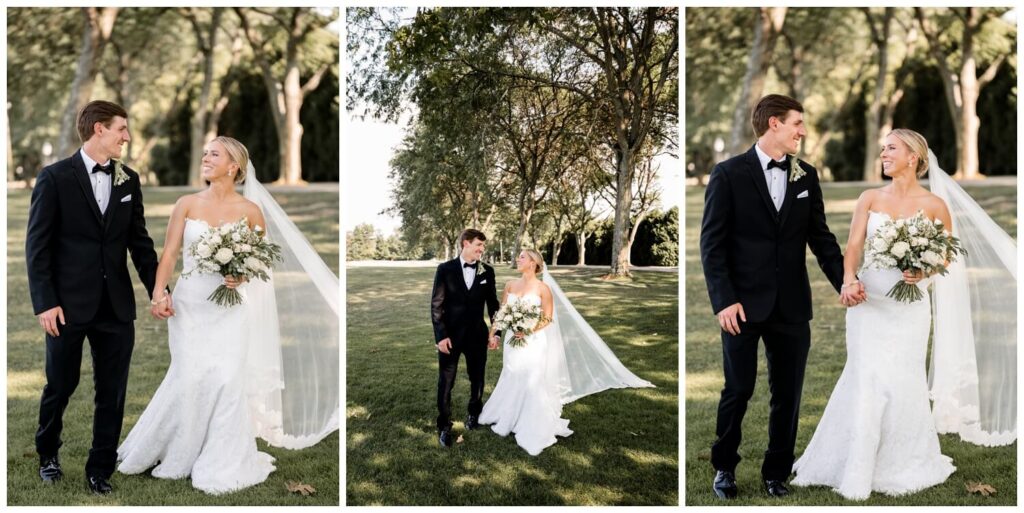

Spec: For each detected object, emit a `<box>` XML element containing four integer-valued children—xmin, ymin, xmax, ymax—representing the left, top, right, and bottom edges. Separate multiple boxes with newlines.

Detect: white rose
<box><xmin>883</xmin><ymin>227</ymin><xmax>897</xmax><ymax>240</ymax></box>
<box><xmin>908</xmin><ymin>226</ymin><xmax>918</xmax><ymax>235</ymax></box>
<box><xmin>232</xmin><ymin>232</ymin><xmax>241</xmax><ymax>242</ymax></box>
<box><xmin>911</xmin><ymin>237</ymin><xmax>928</xmax><ymax>247</ymax></box>
<box><xmin>210</xmin><ymin>234</ymin><xmax>222</xmax><ymax>245</ymax></box>
<box><xmin>240</xmin><ymin>244</ymin><xmax>252</xmax><ymax>253</ymax></box>
<box><xmin>196</xmin><ymin>244</ymin><xmax>212</xmax><ymax>258</ymax></box>
<box><xmin>890</xmin><ymin>241</ymin><xmax>910</xmax><ymax>258</ymax></box>
<box><xmin>244</xmin><ymin>257</ymin><xmax>264</xmax><ymax>272</ymax></box>
<box><xmin>215</xmin><ymin>248</ymin><xmax>234</xmax><ymax>264</ymax></box>
<box><xmin>921</xmin><ymin>250</ymin><xmax>942</xmax><ymax>266</ymax></box>
<box><xmin>871</xmin><ymin>237</ymin><xmax>889</xmax><ymax>253</ymax></box>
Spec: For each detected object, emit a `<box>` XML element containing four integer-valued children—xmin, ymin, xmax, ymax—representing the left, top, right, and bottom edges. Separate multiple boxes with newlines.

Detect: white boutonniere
<box><xmin>476</xmin><ymin>261</ymin><xmax>486</xmax><ymax>277</ymax></box>
<box><xmin>112</xmin><ymin>159</ymin><xmax>130</xmax><ymax>187</ymax></box>
<box><xmin>788</xmin><ymin>155</ymin><xmax>806</xmax><ymax>183</ymax></box>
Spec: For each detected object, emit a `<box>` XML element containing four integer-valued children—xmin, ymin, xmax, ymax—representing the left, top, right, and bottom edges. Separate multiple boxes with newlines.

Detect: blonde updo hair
<box><xmin>212</xmin><ymin>135</ymin><xmax>249</xmax><ymax>184</ymax></box>
<box><xmin>887</xmin><ymin>129</ymin><xmax>929</xmax><ymax>178</ymax></box>
<box><xmin>522</xmin><ymin>249</ymin><xmax>545</xmax><ymax>274</ymax></box>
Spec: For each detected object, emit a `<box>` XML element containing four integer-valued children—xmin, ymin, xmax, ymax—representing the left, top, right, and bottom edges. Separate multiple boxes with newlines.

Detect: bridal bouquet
<box><xmin>863</xmin><ymin>210</ymin><xmax>966</xmax><ymax>303</ymax></box>
<box><xmin>492</xmin><ymin>297</ymin><xmax>548</xmax><ymax>348</ymax></box>
<box><xmin>183</xmin><ymin>217</ymin><xmax>282</xmax><ymax>307</ymax></box>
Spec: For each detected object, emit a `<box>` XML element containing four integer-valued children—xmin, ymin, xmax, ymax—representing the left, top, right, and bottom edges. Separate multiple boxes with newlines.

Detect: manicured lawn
<box><xmin>347</xmin><ymin>265</ymin><xmax>678</xmax><ymax>505</ymax></box>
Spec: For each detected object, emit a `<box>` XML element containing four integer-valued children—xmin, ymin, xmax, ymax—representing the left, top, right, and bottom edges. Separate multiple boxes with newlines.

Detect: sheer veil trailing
<box><xmin>540</xmin><ymin>270</ymin><xmax>655</xmax><ymax>405</ymax></box>
<box><xmin>242</xmin><ymin>162</ymin><xmax>339</xmax><ymax>449</ymax></box>
<box><xmin>927</xmin><ymin>150</ymin><xmax>1016</xmax><ymax>446</ymax></box>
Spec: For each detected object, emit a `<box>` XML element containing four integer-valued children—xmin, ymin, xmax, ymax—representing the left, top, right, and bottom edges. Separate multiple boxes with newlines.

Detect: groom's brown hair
<box><xmin>752</xmin><ymin>94</ymin><xmax>803</xmax><ymax>137</ymax></box>
<box><xmin>77</xmin><ymin>100</ymin><xmax>128</xmax><ymax>143</ymax></box>
<box><xmin>459</xmin><ymin>228</ymin><xmax>487</xmax><ymax>248</ymax></box>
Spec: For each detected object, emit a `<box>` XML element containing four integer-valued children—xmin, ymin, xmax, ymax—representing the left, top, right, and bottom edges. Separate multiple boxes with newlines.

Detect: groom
<box><xmin>700</xmin><ymin>94</ymin><xmax>864</xmax><ymax>498</ymax></box>
<box><xmin>26</xmin><ymin>100</ymin><xmax>171</xmax><ymax>494</ymax></box>
<box><xmin>430</xmin><ymin>228</ymin><xmax>501</xmax><ymax>447</ymax></box>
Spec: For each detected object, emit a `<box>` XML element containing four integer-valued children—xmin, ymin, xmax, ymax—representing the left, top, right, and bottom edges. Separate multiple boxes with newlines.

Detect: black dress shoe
<box><xmin>713</xmin><ymin>470</ymin><xmax>738</xmax><ymax>499</ymax></box>
<box><xmin>39</xmin><ymin>455</ymin><xmax>63</xmax><ymax>483</ymax></box>
<box><xmin>763</xmin><ymin>479</ymin><xmax>789</xmax><ymax>497</ymax></box>
<box><xmin>465</xmin><ymin>414</ymin><xmax>481</xmax><ymax>430</ymax></box>
<box><xmin>439</xmin><ymin>429</ymin><xmax>454</xmax><ymax>448</ymax></box>
<box><xmin>87</xmin><ymin>475</ymin><xmax>113</xmax><ymax>495</ymax></box>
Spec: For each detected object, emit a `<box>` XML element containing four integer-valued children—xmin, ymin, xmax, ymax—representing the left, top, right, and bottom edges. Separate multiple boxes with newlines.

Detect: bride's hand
<box><xmin>513</xmin><ymin>331</ymin><xmax>525</xmax><ymax>339</ymax></box>
<box><xmin>902</xmin><ymin>269</ymin><xmax>925</xmax><ymax>284</ymax></box>
<box><xmin>223</xmin><ymin>275</ymin><xmax>247</xmax><ymax>289</ymax></box>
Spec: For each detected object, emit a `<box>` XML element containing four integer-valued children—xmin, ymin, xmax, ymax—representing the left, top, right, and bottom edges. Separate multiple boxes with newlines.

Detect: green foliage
<box><xmin>347</xmin><ymin>266</ymin><xmax>678</xmax><ymax>505</ymax></box>
<box><xmin>347</xmin><ymin>224</ymin><xmax>378</xmax><ymax>261</ymax></box>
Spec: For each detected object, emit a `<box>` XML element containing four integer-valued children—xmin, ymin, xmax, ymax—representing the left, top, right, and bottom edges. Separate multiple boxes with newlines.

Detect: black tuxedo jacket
<box><xmin>700</xmin><ymin>144</ymin><xmax>844</xmax><ymax>324</ymax></box>
<box><xmin>430</xmin><ymin>258</ymin><xmax>501</xmax><ymax>345</ymax></box>
<box><xmin>26</xmin><ymin>151</ymin><xmax>160</xmax><ymax>323</ymax></box>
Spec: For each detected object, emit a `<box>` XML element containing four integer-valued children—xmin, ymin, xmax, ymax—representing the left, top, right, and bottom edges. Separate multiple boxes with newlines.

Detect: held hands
<box><xmin>37</xmin><ymin>306</ymin><xmax>65</xmax><ymax>337</ymax></box>
<box><xmin>717</xmin><ymin>303</ymin><xmax>745</xmax><ymax>335</ymax></box>
<box><xmin>487</xmin><ymin>335</ymin><xmax>500</xmax><ymax>350</ymax></box>
<box><xmin>150</xmin><ymin>292</ymin><xmax>175</xmax><ymax>320</ymax></box>
<box><xmin>840</xmin><ymin>280</ymin><xmax>867</xmax><ymax>307</ymax></box>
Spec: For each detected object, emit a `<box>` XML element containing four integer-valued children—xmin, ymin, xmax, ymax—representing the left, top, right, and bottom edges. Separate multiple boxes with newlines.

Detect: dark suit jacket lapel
<box><xmin>744</xmin><ymin>145</ymin><xmax>778</xmax><ymax>220</ymax></box>
<box><xmin>71</xmin><ymin>151</ymin><xmax>104</xmax><ymax>226</ymax></box>
<box><xmin>777</xmin><ymin>162</ymin><xmax>801</xmax><ymax>228</ymax></box>
<box><xmin>103</xmin><ymin>175</ymin><xmax>128</xmax><ymax>231</ymax></box>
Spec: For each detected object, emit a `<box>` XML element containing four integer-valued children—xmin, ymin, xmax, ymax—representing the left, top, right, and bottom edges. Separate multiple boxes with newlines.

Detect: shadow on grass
<box><xmin>347</xmin><ymin>266</ymin><xmax>678</xmax><ymax>505</ymax></box>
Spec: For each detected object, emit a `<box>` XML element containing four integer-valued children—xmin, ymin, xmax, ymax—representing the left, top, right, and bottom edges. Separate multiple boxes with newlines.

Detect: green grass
<box><xmin>685</xmin><ymin>182</ymin><xmax>1017</xmax><ymax>506</ymax></box>
<box><xmin>346</xmin><ymin>266</ymin><xmax>678</xmax><ymax>505</ymax></box>
<box><xmin>7</xmin><ymin>187</ymin><xmax>340</xmax><ymax>506</ymax></box>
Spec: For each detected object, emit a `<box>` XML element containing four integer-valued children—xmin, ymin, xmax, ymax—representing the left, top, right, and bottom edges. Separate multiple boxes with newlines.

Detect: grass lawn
<box><xmin>684</xmin><ymin>181</ymin><xmax>1017</xmax><ymax>506</ymax></box>
<box><xmin>346</xmin><ymin>265</ymin><xmax>678</xmax><ymax>505</ymax></box>
<box><xmin>7</xmin><ymin>187</ymin><xmax>340</xmax><ymax>506</ymax></box>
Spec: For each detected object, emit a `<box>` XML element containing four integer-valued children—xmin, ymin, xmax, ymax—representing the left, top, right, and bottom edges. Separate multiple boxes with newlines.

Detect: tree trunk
<box><xmin>6</xmin><ymin>103</ymin><xmax>14</xmax><ymax>181</ymax></box>
<box><xmin>728</xmin><ymin>7</ymin><xmax>786</xmax><ymax>156</ymax></box>
<box><xmin>58</xmin><ymin>7</ymin><xmax>118</xmax><ymax>157</ymax></box>
<box><xmin>280</xmin><ymin>58</ymin><xmax>306</xmax><ymax>184</ymax></box>
<box><xmin>576</xmin><ymin>232</ymin><xmax>588</xmax><ymax>266</ymax></box>
<box><xmin>862</xmin><ymin>8</ymin><xmax>891</xmax><ymax>182</ymax></box>
<box><xmin>189</xmin><ymin>8</ymin><xmax>222</xmax><ymax>186</ymax></box>
<box><xmin>608</xmin><ymin>148</ymin><xmax>635</xmax><ymax>277</ymax></box>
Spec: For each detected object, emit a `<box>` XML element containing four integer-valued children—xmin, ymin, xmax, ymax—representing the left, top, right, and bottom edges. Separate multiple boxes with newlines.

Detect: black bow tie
<box><xmin>463</xmin><ymin>262</ymin><xmax>478</xmax><ymax>269</ymax></box>
<box><xmin>767</xmin><ymin>158</ymin><xmax>790</xmax><ymax>171</ymax></box>
<box><xmin>92</xmin><ymin>162</ymin><xmax>114</xmax><ymax>175</ymax></box>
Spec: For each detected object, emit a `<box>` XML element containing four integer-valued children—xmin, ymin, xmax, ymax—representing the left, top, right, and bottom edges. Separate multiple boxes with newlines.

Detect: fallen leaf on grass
<box><xmin>966</xmin><ymin>482</ymin><xmax>997</xmax><ymax>496</ymax></box>
<box><xmin>456</xmin><ymin>435</ymin><xmax>464</xmax><ymax>444</ymax></box>
<box><xmin>286</xmin><ymin>481</ymin><xmax>317</xmax><ymax>496</ymax></box>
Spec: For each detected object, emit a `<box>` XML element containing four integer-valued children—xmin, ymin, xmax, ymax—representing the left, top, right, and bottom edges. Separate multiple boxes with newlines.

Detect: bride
<box><xmin>791</xmin><ymin>129</ymin><xmax>1016</xmax><ymax>500</ymax></box>
<box><xmin>478</xmin><ymin>249</ymin><xmax>655</xmax><ymax>455</ymax></box>
<box><xmin>116</xmin><ymin>137</ymin><xmax>339</xmax><ymax>494</ymax></box>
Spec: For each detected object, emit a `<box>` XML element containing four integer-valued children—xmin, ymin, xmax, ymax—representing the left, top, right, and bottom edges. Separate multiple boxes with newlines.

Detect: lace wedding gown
<box><xmin>478</xmin><ymin>293</ymin><xmax>573</xmax><ymax>456</ymax></box>
<box><xmin>117</xmin><ymin>218</ymin><xmax>275</xmax><ymax>494</ymax></box>
<box><xmin>792</xmin><ymin>211</ymin><xmax>955</xmax><ymax>500</ymax></box>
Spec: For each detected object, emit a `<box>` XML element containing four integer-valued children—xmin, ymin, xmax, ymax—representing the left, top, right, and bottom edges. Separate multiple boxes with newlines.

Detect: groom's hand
<box><xmin>437</xmin><ymin>338</ymin><xmax>452</xmax><ymax>354</ymax></box>
<box><xmin>717</xmin><ymin>303</ymin><xmax>745</xmax><ymax>335</ymax></box>
<box><xmin>38</xmin><ymin>306</ymin><xmax>65</xmax><ymax>337</ymax></box>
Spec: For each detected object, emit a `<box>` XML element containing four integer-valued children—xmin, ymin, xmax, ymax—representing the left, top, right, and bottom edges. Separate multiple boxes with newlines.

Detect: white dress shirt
<box><xmin>458</xmin><ymin>255</ymin><xmax>478</xmax><ymax>290</ymax></box>
<box><xmin>80</xmin><ymin>148</ymin><xmax>112</xmax><ymax>214</ymax></box>
<box><xmin>754</xmin><ymin>143</ymin><xmax>787</xmax><ymax>211</ymax></box>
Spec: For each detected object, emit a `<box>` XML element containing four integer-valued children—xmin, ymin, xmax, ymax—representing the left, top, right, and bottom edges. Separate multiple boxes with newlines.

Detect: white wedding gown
<box><xmin>117</xmin><ymin>218</ymin><xmax>275</xmax><ymax>494</ymax></box>
<box><xmin>478</xmin><ymin>293</ymin><xmax>573</xmax><ymax>456</ymax></box>
<box><xmin>792</xmin><ymin>211</ymin><xmax>956</xmax><ymax>500</ymax></box>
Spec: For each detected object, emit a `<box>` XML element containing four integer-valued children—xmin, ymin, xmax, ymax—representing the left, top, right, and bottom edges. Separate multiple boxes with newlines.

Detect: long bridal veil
<box><xmin>540</xmin><ymin>270</ymin><xmax>655</xmax><ymax>405</ymax></box>
<box><xmin>927</xmin><ymin>150</ymin><xmax>1016</xmax><ymax>446</ymax></box>
<box><xmin>242</xmin><ymin>162</ymin><xmax>339</xmax><ymax>449</ymax></box>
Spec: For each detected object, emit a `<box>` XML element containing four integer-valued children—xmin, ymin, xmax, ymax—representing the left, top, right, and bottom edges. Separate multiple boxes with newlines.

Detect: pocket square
<box><xmin>796</xmin><ymin>190</ymin><xmax>809</xmax><ymax>199</ymax></box>
<box><xmin>480</xmin><ymin>280</ymin><xmax>488</xmax><ymax>284</ymax></box>
<box><xmin>120</xmin><ymin>194</ymin><xmax>132</xmax><ymax>203</ymax></box>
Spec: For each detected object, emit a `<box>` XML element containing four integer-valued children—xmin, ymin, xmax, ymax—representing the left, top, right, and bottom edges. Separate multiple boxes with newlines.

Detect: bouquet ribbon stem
<box><xmin>208</xmin><ymin>285</ymin><xmax>244</xmax><ymax>307</ymax></box>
